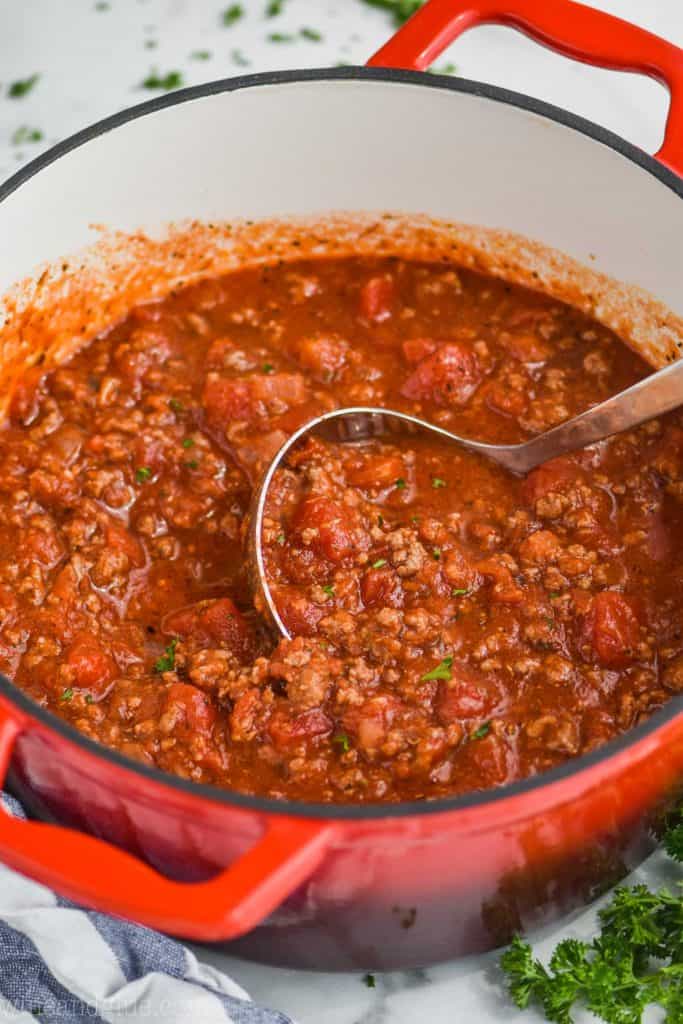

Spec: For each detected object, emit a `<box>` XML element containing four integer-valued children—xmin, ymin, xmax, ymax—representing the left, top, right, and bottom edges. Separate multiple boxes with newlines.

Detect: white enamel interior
<box><xmin>0</xmin><ymin>76</ymin><xmax>680</xmax><ymax>310</ymax></box>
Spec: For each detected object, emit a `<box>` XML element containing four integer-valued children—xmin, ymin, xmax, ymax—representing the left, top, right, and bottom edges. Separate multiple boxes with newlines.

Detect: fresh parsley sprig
<box><xmin>501</xmin><ymin>811</ymin><xmax>683</xmax><ymax>1023</ymax></box>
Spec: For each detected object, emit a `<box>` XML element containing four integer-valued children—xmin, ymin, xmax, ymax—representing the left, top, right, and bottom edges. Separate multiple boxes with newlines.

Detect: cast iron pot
<box><xmin>0</xmin><ymin>0</ymin><xmax>681</xmax><ymax>970</ymax></box>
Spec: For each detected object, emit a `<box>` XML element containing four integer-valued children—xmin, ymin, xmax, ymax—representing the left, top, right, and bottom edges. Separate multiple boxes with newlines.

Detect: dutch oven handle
<box><xmin>0</xmin><ymin>704</ymin><xmax>334</xmax><ymax>941</ymax></box>
<box><xmin>368</xmin><ymin>0</ymin><xmax>683</xmax><ymax>177</ymax></box>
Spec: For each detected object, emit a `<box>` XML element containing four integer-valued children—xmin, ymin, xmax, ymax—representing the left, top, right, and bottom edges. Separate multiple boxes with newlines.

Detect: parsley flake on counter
<box><xmin>428</xmin><ymin>62</ymin><xmax>458</xmax><ymax>76</ymax></box>
<box><xmin>11</xmin><ymin>126</ymin><xmax>43</xmax><ymax>145</ymax></box>
<box><xmin>363</xmin><ymin>973</ymin><xmax>376</xmax><ymax>988</ymax></box>
<box><xmin>154</xmin><ymin>638</ymin><xmax>178</xmax><ymax>673</ymax></box>
<box><xmin>332</xmin><ymin>733</ymin><xmax>350</xmax><ymax>752</ymax></box>
<box><xmin>358</xmin><ymin>0</ymin><xmax>424</xmax><ymax>27</ymax></box>
<box><xmin>231</xmin><ymin>49</ymin><xmax>251</xmax><ymax>66</ymax></box>
<box><xmin>266</xmin><ymin>0</ymin><xmax>285</xmax><ymax>13</ymax></box>
<box><xmin>59</xmin><ymin>688</ymin><xmax>74</xmax><ymax>703</ymax></box>
<box><xmin>268</xmin><ymin>32</ymin><xmax>294</xmax><ymax>42</ymax></box>
<box><xmin>371</xmin><ymin>558</ymin><xmax>387</xmax><ymax>569</ymax></box>
<box><xmin>94</xmin><ymin>1</ymin><xmax>111</xmax><ymax>10</ymax></box>
<box><xmin>142</xmin><ymin>69</ymin><xmax>184</xmax><ymax>91</ymax></box>
<box><xmin>135</xmin><ymin>466</ymin><xmax>152</xmax><ymax>483</ymax></box>
<box><xmin>300</xmin><ymin>27</ymin><xmax>323</xmax><ymax>41</ymax></box>
<box><xmin>222</xmin><ymin>4</ymin><xmax>244</xmax><ymax>26</ymax></box>
<box><xmin>8</xmin><ymin>74</ymin><xmax>40</xmax><ymax>98</ymax></box>
<box><xmin>190</xmin><ymin>50</ymin><xmax>212</xmax><ymax>61</ymax></box>
<box><xmin>471</xmin><ymin>721</ymin><xmax>491</xmax><ymax>740</ymax></box>
<box><xmin>421</xmin><ymin>655</ymin><xmax>453</xmax><ymax>682</ymax></box>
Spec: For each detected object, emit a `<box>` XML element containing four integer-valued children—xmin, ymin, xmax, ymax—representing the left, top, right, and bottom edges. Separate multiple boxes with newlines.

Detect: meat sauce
<box><xmin>3</xmin><ymin>256</ymin><xmax>682</xmax><ymax>803</ymax></box>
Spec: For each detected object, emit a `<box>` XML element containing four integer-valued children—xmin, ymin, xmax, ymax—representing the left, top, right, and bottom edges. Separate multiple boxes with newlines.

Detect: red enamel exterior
<box><xmin>0</xmin><ymin>0</ymin><xmax>681</xmax><ymax>970</ymax></box>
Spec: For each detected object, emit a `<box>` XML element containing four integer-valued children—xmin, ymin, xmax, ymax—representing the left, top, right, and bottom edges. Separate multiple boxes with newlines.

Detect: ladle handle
<box><xmin>507</xmin><ymin>357</ymin><xmax>683</xmax><ymax>474</ymax></box>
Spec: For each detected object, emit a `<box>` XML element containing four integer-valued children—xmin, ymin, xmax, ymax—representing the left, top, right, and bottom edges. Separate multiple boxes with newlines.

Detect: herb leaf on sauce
<box><xmin>332</xmin><ymin>733</ymin><xmax>350</xmax><ymax>752</ymax></box>
<box><xmin>421</xmin><ymin>656</ymin><xmax>453</xmax><ymax>682</ymax></box>
<box><xmin>135</xmin><ymin>466</ymin><xmax>152</xmax><ymax>483</ymax></box>
<box><xmin>471</xmin><ymin>721</ymin><xmax>491</xmax><ymax>740</ymax></box>
<box><xmin>154</xmin><ymin>638</ymin><xmax>178</xmax><ymax>673</ymax></box>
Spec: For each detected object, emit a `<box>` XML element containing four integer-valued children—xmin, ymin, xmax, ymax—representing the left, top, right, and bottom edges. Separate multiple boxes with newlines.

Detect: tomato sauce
<box><xmin>2</xmin><ymin>256</ymin><xmax>681</xmax><ymax>802</ymax></box>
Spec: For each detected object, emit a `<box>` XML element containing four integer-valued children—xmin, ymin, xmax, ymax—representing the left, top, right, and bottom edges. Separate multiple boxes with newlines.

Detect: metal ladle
<box><xmin>248</xmin><ymin>356</ymin><xmax>683</xmax><ymax>638</ymax></box>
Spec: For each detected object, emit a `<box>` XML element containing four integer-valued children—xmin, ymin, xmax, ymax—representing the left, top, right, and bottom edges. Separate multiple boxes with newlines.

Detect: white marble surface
<box><xmin>1</xmin><ymin>1</ymin><xmax>682</xmax><ymax>1021</ymax></box>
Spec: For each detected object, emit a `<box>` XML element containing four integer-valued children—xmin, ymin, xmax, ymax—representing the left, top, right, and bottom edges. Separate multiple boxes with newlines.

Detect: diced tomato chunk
<box><xmin>65</xmin><ymin>634</ymin><xmax>117</xmax><ymax>696</ymax></box>
<box><xmin>437</xmin><ymin>666</ymin><xmax>503</xmax><ymax>724</ymax></box>
<box><xmin>165</xmin><ymin>683</ymin><xmax>217</xmax><ymax>735</ymax></box>
<box><xmin>274</xmin><ymin>589</ymin><xmax>325</xmax><ymax>638</ymax></box>
<box><xmin>402</xmin><ymin>337</ymin><xmax>437</xmax><ymax>364</ymax></box>
<box><xmin>360</xmin><ymin>566</ymin><xmax>402</xmax><ymax>608</ymax></box>
<box><xmin>590</xmin><ymin>591</ymin><xmax>641</xmax><ymax>668</ymax></box>
<box><xmin>296</xmin><ymin>335</ymin><xmax>348</xmax><ymax>378</ymax></box>
<box><xmin>291</xmin><ymin>497</ymin><xmax>358</xmax><ymax>563</ymax></box>
<box><xmin>203</xmin><ymin>374</ymin><xmax>254</xmax><ymax>425</ymax></box>
<box><xmin>400</xmin><ymin>343</ymin><xmax>482</xmax><ymax>407</ymax></box>
<box><xmin>163</xmin><ymin>598</ymin><xmax>255</xmax><ymax>659</ymax></box>
<box><xmin>105</xmin><ymin>521</ymin><xmax>144</xmax><ymax>568</ymax></box>
<box><xmin>268</xmin><ymin>707</ymin><xmax>333</xmax><ymax>749</ymax></box>
<box><xmin>359</xmin><ymin>276</ymin><xmax>394</xmax><ymax>322</ymax></box>
<box><xmin>522</xmin><ymin>457</ymin><xmax>581</xmax><ymax>505</ymax></box>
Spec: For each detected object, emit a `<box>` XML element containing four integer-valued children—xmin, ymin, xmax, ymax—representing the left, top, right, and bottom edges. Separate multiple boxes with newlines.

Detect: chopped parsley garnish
<box><xmin>268</xmin><ymin>31</ymin><xmax>294</xmax><ymax>42</ymax></box>
<box><xmin>420</xmin><ymin>656</ymin><xmax>453</xmax><ymax>682</ymax></box>
<box><xmin>182</xmin><ymin>437</ymin><xmax>195</xmax><ymax>448</ymax></box>
<box><xmin>363</xmin><ymin>973</ymin><xmax>376</xmax><ymax>988</ymax></box>
<box><xmin>135</xmin><ymin>466</ymin><xmax>152</xmax><ymax>483</ymax></box>
<box><xmin>395</xmin><ymin>478</ymin><xmax>407</xmax><ymax>490</ymax></box>
<box><xmin>300</xmin><ymin>27</ymin><xmax>323</xmax><ymax>41</ymax></box>
<box><xmin>262</xmin><ymin>362</ymin><xmax>275</xmax><ymax>373</ymax></box>
<box><xmin>168</xmin><ymin>398</ymin><xmax>184</xmax><ymax>412</ymax></box>
<box><xmin>190</xmin><ymin>50</ymin><xmax>212</xmax><ymax>61</ymax></box>
<box><xmin>85</xmin><ymin>694</ymin><xmax>94</xmax><ymax>705</ymax></box>
<box><xmin>432</xmin><ymin>547</ymin><xmax>441</xmax><ymax>561</ymax></box>
<box><xmin>471</xmin><ymin>721</ymin><xmax>491</xmax><ymax>740</ymax></box>
<box><xmin>266</xmin><ymin>0</ymin><xmax>285</xmax><ymax>12</ymax></box>
<box><xmin>371</xmin><ymin>558</ymin><xmax>387</xmax><ymax>569</ymax></box>
<box><xmin>142</xmin><ymin>69</ymin><xmax>184</xmax><ymax>91</ymax></box>
<box><xmin>94</xmin><ymin>1</ymin><xmax>110</xmax><ymax>9</ymax></box>
<box><xmin>154</xmin><ymin>638</ymin><xmax>177</xmax><ymax>673</ymax></box>
<box><xmin>276</xmin><ymin>532</ymin><xmax>286</xmax><ymax>545</ymax></box>
<box><xmin>431</xmin><ymin>477</ymin><xmax>447</xmax><ymax>488</ymax></box>
<box><xmin>59</xmin><ymin>688</ymin><xmax>74</xmax><ymax>703</ymax></box>
<box><xmin>549</xmin><ymin>591</ymin><xmax>561</xmax><ymax>599</ymax></box>
<box><xmin>332</xmin><ymin>733</ymin><xmax>350</xmax><ymax>752</ymax></box>
<box><xmin>9</xmin><ymin>74</ymin><xmax>40</xmax><ymax>98</ymax></box>
<box><xmin>184</xmin><ymin>459</ymin><xmax>199</xmax><ymax>470</ymax></box>
<box><xmin>222</xmin><ymin>4</ymin><xmax>244</xmax><ymax>26</ymax></box>
<box><xmin>11</xmin><ymin>126</ymin><xmax>43</xmax><ymax>145</ymax></box>
<box><xmin>428</xmin><ymin>62</ymin><xmax>458</xmax><ymax>76</ymax></box>
<box><xmin>231</xmin><ymin>49</ymin><xmax>251</xmax><ymax>66</ymax></box>
<box><xmin>322</xmin><ymin>584</ymin><xmax>335</xmax><ymax>596</ymax></box>
<box><xmin>358</xmin><ymin>0</ymin><xmax>424</xmax><ymax>27</ymax></box>
<box><xmin>451</xmin><ymin>588</ymin><xmax>469</xmax><ymax>597</ymax></box>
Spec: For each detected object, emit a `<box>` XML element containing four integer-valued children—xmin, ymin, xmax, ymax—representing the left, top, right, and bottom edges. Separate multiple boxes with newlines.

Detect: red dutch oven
<box><xmin>0</xmin><ymin>0</ymin><xmax>681</xmax><ymax>970</ymax></box>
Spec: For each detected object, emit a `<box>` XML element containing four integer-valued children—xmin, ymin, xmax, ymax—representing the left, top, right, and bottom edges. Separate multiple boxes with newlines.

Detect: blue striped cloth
<box><xmin>0</xmin><ymin>795</ymin><xmax>293</xmax><ymax>1023</ymax></box>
